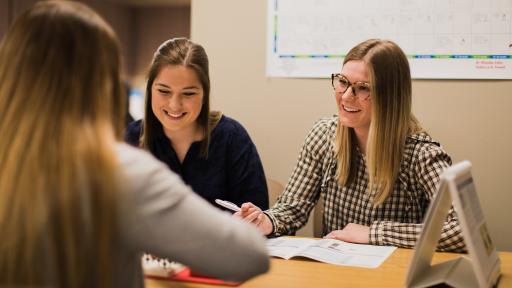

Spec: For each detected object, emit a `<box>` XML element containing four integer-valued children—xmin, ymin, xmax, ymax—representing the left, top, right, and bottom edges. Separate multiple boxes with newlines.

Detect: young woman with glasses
<box><xmin>236</xmin><ymin>39</ymin><xmax>466</xmax><ymax>253</ymax></box>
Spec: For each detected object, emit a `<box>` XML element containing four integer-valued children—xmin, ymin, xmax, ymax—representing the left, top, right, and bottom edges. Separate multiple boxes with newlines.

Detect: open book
<box><xmin>267</xmin><ymin>237</ymin><xmax>396</xmax><ymax>268</ymax></box>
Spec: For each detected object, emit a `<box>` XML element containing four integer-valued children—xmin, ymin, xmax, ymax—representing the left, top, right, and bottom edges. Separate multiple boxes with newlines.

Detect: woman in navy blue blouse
<box><xmin>125</xmin><ymin>38</ymin><xmax>269</xmax><ymax>210</ymax></box>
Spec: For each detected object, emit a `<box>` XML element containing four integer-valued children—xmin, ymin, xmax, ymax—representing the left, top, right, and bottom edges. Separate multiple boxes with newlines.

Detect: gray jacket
<box><xmin>114</xmin><ymin>144</ymin><xmax>269</xmax><ymax>287</ymax></box>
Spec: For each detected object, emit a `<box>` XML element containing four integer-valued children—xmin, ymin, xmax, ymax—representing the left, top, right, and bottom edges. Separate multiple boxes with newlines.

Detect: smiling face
<box><xmin>151</xmin><ymin>65</ymin><xmax>204</xmax><ymax>138</ymax></box>
<box><xmin>335</xmin><ymin>60</ymin><xmax>372</xmax><ymax>139</ymax></box>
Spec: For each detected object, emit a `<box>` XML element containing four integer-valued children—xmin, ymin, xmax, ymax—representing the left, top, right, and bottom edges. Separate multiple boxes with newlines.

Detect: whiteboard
<box><xmin>266</xmin><ymin>0</ymin><xmax>512</xmax><ymax>79</ymax></box>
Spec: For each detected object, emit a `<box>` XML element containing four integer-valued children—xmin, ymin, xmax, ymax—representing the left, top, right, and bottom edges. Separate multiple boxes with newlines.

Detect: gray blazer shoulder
<box><xmin>114</xmin><ymin>143</ymin><xmax>269</xmax><ymax>282</ymax></box>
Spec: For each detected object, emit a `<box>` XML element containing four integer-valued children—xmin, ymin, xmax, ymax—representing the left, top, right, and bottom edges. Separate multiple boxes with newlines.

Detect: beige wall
<box><xmin>191</xmin><ymin>0</ymin><xmax>512</xmax><ymax>250</ymax></box>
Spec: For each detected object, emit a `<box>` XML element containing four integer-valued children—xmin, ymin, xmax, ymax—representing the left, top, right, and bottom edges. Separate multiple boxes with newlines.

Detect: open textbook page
<box><xmin>267</xmin><ymin>237</ymin><xmax>396</xmax><ymax>268</ymax></box>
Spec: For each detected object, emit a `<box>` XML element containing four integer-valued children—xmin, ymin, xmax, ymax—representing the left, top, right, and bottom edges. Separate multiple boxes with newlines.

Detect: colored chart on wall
<box><xmin>266</xmin><ymin>0</ymin><xmax>512</xmax><ymax>79</ymax></box>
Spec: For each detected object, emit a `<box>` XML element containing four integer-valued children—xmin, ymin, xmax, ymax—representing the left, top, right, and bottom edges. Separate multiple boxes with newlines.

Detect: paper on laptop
<box><xmin>267</xmin><ymin>237</ymin><xmax>396</xmax><ymax>268</ymax></box>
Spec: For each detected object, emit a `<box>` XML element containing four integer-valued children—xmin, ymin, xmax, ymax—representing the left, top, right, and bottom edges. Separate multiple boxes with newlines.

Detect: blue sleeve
<box><xmin>225</xmin><ymin>122</ymin><xmax>269</xmax><ymax>210</ymax></box>
<box><xmin>124</xmin><ymin>120</ymin><xmax>142</xmax><ymax>147</ymax></box>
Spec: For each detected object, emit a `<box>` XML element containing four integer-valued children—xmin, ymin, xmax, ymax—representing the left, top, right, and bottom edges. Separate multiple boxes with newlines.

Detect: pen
<box><xmin>215</xmin><ymin>199</ymin><xmax>241</xmax><ymax>212</ymax></box>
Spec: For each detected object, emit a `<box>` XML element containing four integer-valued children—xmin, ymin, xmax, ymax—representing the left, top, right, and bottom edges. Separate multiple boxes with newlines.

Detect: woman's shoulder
<box><xmin>126</xmin><ymin>119</ymin><xmax>142</xmax><ymax>132</ymax></box>
<box><xmin>115</xmin><ymin>142</ymin><xmax>161</xmax><ymax>172</ymax></box>
<box><xmin>297</xmin><ymin>115</ymin><xmax>338</xmax><ymax>158</ymax></box>
<box><xmin>312</xmin><ymin>115</ymin><xmax>338</xmax><ymax>132</ymax></box>
<box><xmin>214</xmin><ymin>114</ymin><xmax>244</xmax><ymax>131</ymax></box>
<box><xmin>124</xmin><ymin>119</ymin><xmax>143</xmax><ymax>145</ymax></box>
<box><xmin>115</xmin><ymin>143</ymin><xmax>186</xmax><ymax>194</ymax></box>
<box><xmin>207</xmin><ymin>114</ymin><xmax>258</xmax><ymax>153</ymax></box>
<box><xmin>212</xmin><ymin>114</ymin><xmax>251</xmax><ymax>138</ymax></box>
<box><xmin>406</xmin><ymin>132</ymin><xmax>442</xmax><ymax>150</ymax></box>
<box><xmin>305</xmin><ymin>115</ymin><xmax>338</xmax><ymax>142</ymax></box>
<box><xmin>404</xmin><ymin>131</ymin><xmax>451</xmax><ymax>164</ymax></box>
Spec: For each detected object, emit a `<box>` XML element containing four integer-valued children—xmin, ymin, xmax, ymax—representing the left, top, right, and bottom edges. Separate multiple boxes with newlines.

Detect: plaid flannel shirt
<box><xmin>266</xmin><ymin>116</ymin><xmax>466</xmax><ymax>252</ymax></box>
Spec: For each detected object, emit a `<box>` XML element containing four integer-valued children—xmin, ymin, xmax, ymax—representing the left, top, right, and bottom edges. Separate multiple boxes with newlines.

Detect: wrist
<box><xmin>261</xmin><ymin>214</ymin><xmax>273</xmax><ymax>235</ymax></box>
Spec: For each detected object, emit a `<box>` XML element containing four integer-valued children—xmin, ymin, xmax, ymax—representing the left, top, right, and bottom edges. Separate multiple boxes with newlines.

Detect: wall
<box><xmin>132</xmin><ymin>6</ymin><xmax>190</xmax><ymax>87</ymax></box>
<box><xmin>82</xmin><ymin>0</ymin><xmax>136</xmax><ymax>79</ymax></box>
<box><xmin>0</xmin><ymin>0</ymin><xmax>9</xmax><ymax>37</ymax></box>
<box><xmin>83</xmin><ymin>1</ymin><xmax>191</xmax><ymax>85</ymax></box>
<box><xmin>0</xmin><ymin>0</ymin><xmax>136</xmax><ymax>77</ymax></box>
<box><xmin>0</xmin><ymin>0</ymin><xmax>190</xmax><ymax>84</ymax></box>
<box><xmin>191</xmin><ymin>0</ymin><xmax>512</xmax><ymax>250</ymax></box>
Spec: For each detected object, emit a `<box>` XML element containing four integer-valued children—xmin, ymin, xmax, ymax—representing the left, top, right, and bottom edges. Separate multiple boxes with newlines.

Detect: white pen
<box><xmin>215</xmin><ymin>199</ymin><xmax>241</xmax><ymax>212</ymax></box>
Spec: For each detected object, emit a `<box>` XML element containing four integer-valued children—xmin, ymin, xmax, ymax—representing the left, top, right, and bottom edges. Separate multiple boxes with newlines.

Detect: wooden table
<box><xmin>145</xmin><ymin>249</ymin><xmax>512</xmax><ymax>288</ymax></box>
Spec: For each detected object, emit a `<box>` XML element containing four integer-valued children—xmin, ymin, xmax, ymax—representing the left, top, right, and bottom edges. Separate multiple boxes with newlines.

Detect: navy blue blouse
<box><xmin>125</xmin><ymin>115</ymin><xmax>269</xmax><ymax>210</ymax></box>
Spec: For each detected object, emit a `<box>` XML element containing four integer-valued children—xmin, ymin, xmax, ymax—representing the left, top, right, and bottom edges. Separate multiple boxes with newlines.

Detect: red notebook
<box><xmin>145</xmin><ymin>267</ymin><xmax>241</xmax><ymax>287</ymax></box>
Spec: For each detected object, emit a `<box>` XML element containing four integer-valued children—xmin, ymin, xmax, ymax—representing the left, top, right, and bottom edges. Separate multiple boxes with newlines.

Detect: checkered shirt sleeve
<box><xmin>369</xmin><ymin>142</ymin><xmax>466</xmax><ymax>252</ymax></box>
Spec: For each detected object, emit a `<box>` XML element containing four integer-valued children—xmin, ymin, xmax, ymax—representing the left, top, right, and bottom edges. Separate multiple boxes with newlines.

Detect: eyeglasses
<box><xmin>331</xmin><ymin>73</ymin><xmax>371</xmax><ymax>100</ymax></box>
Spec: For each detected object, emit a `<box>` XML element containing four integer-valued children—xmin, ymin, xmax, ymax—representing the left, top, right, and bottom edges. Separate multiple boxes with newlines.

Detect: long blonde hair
<box><xmin>334</xmin><ymin>39</ymin><xmax>423</xmax><ymax>206</ymax></box>
<box><xmin>0</xmin><ymin>1</ymin><xmax>124</xmax><ymax>287</ymax></box>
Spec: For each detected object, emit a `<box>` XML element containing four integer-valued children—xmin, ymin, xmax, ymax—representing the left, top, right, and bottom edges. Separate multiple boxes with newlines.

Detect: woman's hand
<box><xmin>324</xmin><ymin>223</ymin><xmax>370</xmax><ymax>244</ymax></box>
<box><xmin>233</xmin><ymin>202</ymin><xmax>273</xmax><ymax>236</ymax></box>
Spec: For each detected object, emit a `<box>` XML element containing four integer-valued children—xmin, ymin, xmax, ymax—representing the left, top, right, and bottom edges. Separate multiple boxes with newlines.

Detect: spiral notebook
<box><xmin>142</xmin><ymin>254</ymin><xmax>241</xmax><ymax>286</ymax></box>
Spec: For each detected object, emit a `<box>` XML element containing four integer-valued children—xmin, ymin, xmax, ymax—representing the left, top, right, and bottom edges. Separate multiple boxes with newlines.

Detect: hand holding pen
<box><xmin>216</xmin><ymin>199</ymin><xmax>273</xmax><ymax>236</ymax></box>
